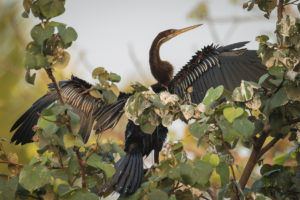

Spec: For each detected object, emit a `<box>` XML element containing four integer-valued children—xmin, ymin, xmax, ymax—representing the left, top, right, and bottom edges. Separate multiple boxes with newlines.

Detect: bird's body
<box><xmin>10</xmin><ymin>24</ymin><xmax>267</xmax><ymax>196</ymax></box>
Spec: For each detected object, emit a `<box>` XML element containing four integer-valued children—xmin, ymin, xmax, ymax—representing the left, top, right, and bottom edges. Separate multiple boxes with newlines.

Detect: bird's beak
<box><xmin>168</xmin><ymin>24</ymin><xmax>202</xmax><ymax>39</ymax></box>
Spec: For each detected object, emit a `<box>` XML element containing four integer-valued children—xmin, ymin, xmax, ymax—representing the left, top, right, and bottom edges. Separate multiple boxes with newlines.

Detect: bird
<box><xmin>10</xmin><ymin>24</ymin><xmax>267</xmax><ymax>196</ymax></box>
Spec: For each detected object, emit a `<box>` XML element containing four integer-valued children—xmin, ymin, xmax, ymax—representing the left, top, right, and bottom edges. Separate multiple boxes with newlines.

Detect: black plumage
<box><xmin>169</xmin><ymin>42</ymin><xmax>267</xmax><ymax>104</ymax></box>
<box><xmin>10</xmin><ymin>25</ymin><xmax>267</xmax><ymax>196</ymax></box>
<box><xmin>10</xmin><ymin>76</ymin><xmax>129</xmax><ymax>144</ymax></box>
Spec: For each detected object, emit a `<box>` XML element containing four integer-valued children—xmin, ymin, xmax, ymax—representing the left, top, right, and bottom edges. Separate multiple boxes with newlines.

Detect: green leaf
<box><xmin>217</xmin><ymin>117</ymin><xmax>240</xmax><ymax>142</ymax></box>
<box><xmin>87</xmin><ymin>153</ymin><xmax>115</xmax><ymax>178</ymax></box>
<box><xmin>108</xmin><ymin>72</ymin><xmax>121</xmax><ymax>82</ymax></box>
<box><xmin>23</xmin><ymin>0</ymin><xmax>32</xmax><ymax>13</ymax></box>
<box><xmin>168</xmin><ymin>167</ymin><xmax>181</xmax><ymax>180</ymax></box>
<box><xmin>258</xmin><ymin>73</ymin><xmax>269</xmax><ymax>86</ymax></box>
<box><xmin>193</xmin><ymin>160</ymin><xmax>214</xmax><ymax>185</ymax></box>
<box><xmin>57</xmin><ymin>184</ymin><xmax>71</xmax><ymax>197</ymax></box>
<box><xmin>233</xmin><ymin>117</ymin><xmax>255</xmax><ymax>138</ymax></box>
<box><xmin>19</xmin><ymin>165</ymin><xmax>51</xmax><ymax>193</ymax></box>
<box><xmin>103</xmin><ymin>90</ymin><xmax>117</xmax><ymax>104</ymax></box>
<box><xmin>69</xmin><ymin>111</ymin><xmax>80</xmax><ymax>127</ymax></box>
<box><xmin>273</xmin><ymin>153</ymin><xmax>287</xmax><ymax>165</ymax></box>
<box><xmin>256</xmin><ymin>35</ymin><xmax>269</xmax><ymax>43</ymax></box>
<box><xmin>247</xmin><ymin>2</ymin><xmax>254</xmax><ymax>11</ymax></box>
<box><xmin>232</xmin><ymin>81</ymin><xmax>258</xmax><ymax>102</ymax></box>
<box><xmin>286</xmin><ymin>85</ymin><xmax>300</xmax><ymax>101</ymax></box>
<box><xmin>180</xmin><ymin>105</ymin><xmax>194</xmax><ymax>120</ymax></box>
<box><xmin>25</xmin><ymin>68</ymin><xmax>36</xmax><ymax>85</ymax></box>
<box><xmin>218</xmin><ymin>183</ymin><xmax>231</xmax><ymax>200</ymax></box>
<box><xmin>140</xmin><ymin>122</ymin><xmax>156</xmax><ymax>134</ymax></box>
<box><xmin>269</xmin><ymin>66</ymin><xmax>284</xmax><ymax>78</ymax></box>
<box><xmin>216</xmin><ymin>161</ymin><xmax>229</xmax><ymax>187</ymax></box>
<box><xmin>209</xmin><ymin>154</ymin><xmax>220</xmax><ymax>167</ymax></box>
<box><xmin>25</xmin><ymin>53</ymin><xmax>48</xmax><ymax>69</ymax></box>
<box><xmin>223</xmin><ymin>107</ymin><xmax>244</xmax><ymax>123</ymax></box>
<box><xmin>58</xmin><ymin>25</ymin><xmax>78</xmax><ymax>44</ymax></box>
<box><xmin>31</xmin><ymin>24</ymin><xmax>54</xmax><ymax>45</ymax></box>
<box><xmin>179</xmin><ymin>163</ymin><xmax>196</xmax><ymax>185</ymax></box>
<box><xmin>43</xmin><ymin>123</ymin><xmax>59</xmax><ymax>135</ymax></box>
<box><xmin>130</xmin><ymin>82</ymin><xmax>149</xmax><ymax>92</ymax></box>
<box><xmin>202</xmin><ymin>86</ymin><xmax>224</xmax><ymax>106</ymax></box>
<box><xmin>0</xmin><ymin>177</ymin><xmax>18</xmax><ymax>200</ymax></box>
<box><xmin>68</xmin><ymin>190</ymin><xmax>99</xmax><ymax>200</ymax></box>
<box><xmin>37</xmin><ymin>115</ymin><xmax>56</xmax><ymax>129</ymax></box>
<box><xmin>148</xmin><ymin>189</ymin><xmax>169</xmax><ymax>200</ymax></box>
<box><xmin>89</xmin><ymin>89</ymin><xmax>103</xmax><ymax>99</ymax></box>
<box><xmin>258</xmin><ymin>0</ymin><xmax>277</xmax><ymax>14</ymax></box>
<box><xmin>270</xmin><ymin>87</ymin><xmax>288</xmax><ymax>110</ymax></box>
<box><xmin>189</xmin><ymin>122</ymin><xmax>209</xmax><ymax>139</ymax></box>
<box><xmin>39</xmin><ymin>0</ymin><xmax>65</xmax><ymax>19</ymax></box>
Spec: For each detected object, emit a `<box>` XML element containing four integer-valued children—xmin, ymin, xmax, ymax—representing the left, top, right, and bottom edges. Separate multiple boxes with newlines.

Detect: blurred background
<box><xmin>0</xmin><ymin>0</ymin><xmax>298</xmax><ymax>184</ymax></box>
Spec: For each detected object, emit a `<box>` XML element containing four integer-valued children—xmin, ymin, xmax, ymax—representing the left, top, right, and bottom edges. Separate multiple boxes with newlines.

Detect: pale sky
<box><xmin>50</xmin><ymin>0</ymin><xmax>275</xmax><ymax>87</ymax></box>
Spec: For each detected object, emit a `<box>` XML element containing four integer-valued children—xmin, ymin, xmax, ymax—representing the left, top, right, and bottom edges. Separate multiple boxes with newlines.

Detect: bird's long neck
<box><xmin>149</xmin><ymin>37</ymin><xmax>173</xmax><ymax>86</ymax></box>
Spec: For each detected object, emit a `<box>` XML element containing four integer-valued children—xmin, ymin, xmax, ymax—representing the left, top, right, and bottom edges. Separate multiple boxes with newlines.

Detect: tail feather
<box><xmin>116</xmin><ymin>156</ymin><xmax>134</xmax><ymax>192</ymax></box>
<box><xmin>105</xmin><ymin>153</ymin><xmax>143</xmax><ymax>196</ymax></box>
<box><xmin>10</xmin><ymin>93</ymin><xmax>57</xmax><ymax>144</ymax></box>
<box><xmin>129</xmin><ymin>155</ymin><xmax>143</xmax><ymax>194</ymax></box>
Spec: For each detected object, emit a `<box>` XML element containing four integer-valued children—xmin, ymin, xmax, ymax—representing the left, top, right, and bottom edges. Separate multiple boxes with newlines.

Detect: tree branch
<box><xmin>238</xmin><ymin>121</ymin><xmax>270</xmax><ymax>191</ymax></box>
<box><xmin>0</xmin><ymin>160</ymin><xmax>24</xmax><ymax>167</ymax></box>
<box><xmin>74</xmin><ymin>147</ymin><xmax>87</xmax><ymax>188</ymax></box>
<box><xmin>45</xmin><ymin>68</ymin><xmax>65</xmax><ymax>105</ymax></box>
<box><xmin>259</xmin><ymin>137</ymin><xmax>281</xmax><ymax>157</ymax></box>
<box><xmin>285</xmin><ymin>117</ymin><xmax>300</xmax><ymax>126</ymax></box>
<box><xmin>278</xmin><ymin>0</ymin><xmax>284</xmax><ymax>20</ymax></box>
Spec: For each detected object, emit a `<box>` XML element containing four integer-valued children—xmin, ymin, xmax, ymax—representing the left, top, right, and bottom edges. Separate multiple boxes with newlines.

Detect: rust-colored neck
<box><xmin>149</xmin><ymin>35</ymin><xmax>173</xmax><ymax>86</ymax></box>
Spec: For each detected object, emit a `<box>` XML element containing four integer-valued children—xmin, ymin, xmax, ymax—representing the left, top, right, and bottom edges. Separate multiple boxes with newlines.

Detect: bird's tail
<box><xmin>104</xmin><ymin>152</ymin><xmax>143</xmax><ymax>196</ymax></box>
<box><xmin>10</xmin><ymin>93</ymin><xmax>57</xmax><ymax>145</ymax></box>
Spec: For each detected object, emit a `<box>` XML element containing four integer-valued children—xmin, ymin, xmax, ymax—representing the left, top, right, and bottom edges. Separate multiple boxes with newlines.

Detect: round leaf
<box><xmin>19</xmin><ymin>165</ymin><xmax>51</xmax><ymax>193</ymax></box>
<box><xmin>223</xmin><ymin>107</ymin><xmax>244</xmax><ymax>123</ymax></box>
<box><xmin>39</xmin><ymin>0</ymin><xmax>65</xmax><ymax>19</ymax></box>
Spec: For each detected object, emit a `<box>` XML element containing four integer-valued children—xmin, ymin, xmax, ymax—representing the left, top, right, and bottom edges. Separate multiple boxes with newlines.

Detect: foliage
<box><xmin>0</xmin><ymin>0</ymin><xmax>300</xmax><ymax>200</ymax></box>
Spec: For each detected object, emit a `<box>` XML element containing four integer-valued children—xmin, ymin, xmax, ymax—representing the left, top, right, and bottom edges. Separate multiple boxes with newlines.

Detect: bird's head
<box><xmin>150</xmin><ymin>24</ymin><xmax>202</xmax><ymax>86</ymax></box>
<box><xmin>155</xmin><ymin>24</ymin><xmax>202</xmax><ymax>45</ymax></box>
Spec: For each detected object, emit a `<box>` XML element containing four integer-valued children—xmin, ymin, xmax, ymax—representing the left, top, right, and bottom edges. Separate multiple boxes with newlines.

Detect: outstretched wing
<box><xmin>10</xmin><ymin>76</ymin><xmax>129</xmax><ymax>145</ymax></box>
<box><xmin>169</xmin><ymin>42</ymin><xmax>267</xmax><ymax>104</ymax></box>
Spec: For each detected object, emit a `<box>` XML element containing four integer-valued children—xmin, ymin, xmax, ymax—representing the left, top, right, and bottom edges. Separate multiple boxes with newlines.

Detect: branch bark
<box><xmin>45</xmin><ymin>68</ymin><xmax>65</xmax><ymax>105</ymax></box>
<box><xmin>238</xmin><ymin>121</ymin><xmax>270</xmax><ymax>191</ymax></box>
<box><xmin>278</xmin><ymin>0</ymin><xmax>284</xmax><ymax>20</ymax></box>
<box><xmin>74</xmin><ymin>147</ymin><xmax>87</xmax><ymax>188</ymax></box>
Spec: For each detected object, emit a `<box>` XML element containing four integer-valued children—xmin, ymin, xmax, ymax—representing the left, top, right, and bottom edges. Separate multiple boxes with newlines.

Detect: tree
<box><xmin>0</xmin><ymin>0</ymin><xmax>299</xmax><ymax>199</ymax></box>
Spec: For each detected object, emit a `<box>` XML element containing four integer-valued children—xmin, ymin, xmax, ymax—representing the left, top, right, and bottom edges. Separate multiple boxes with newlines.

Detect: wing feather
<box><xmin>169</xmin><ymin>42</ymin><xmax>267</xmax><ymax>104</ymax></box>
<box><xmin>10</xmin><ymin>76</ymin><xmax>129</xmax><ymax>144</ymax></box>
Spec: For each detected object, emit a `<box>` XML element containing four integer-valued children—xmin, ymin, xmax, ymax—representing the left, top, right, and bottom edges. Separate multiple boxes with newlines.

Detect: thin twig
<box><xmin>85</xmin><ymin>145</ymin><xmax>98</xmax><ymax>162</ymax></box>
<box><xmin>45</xmin><ymin>68</ymin><xmax>65</xmax><ymax>105</ymax></box>
<box><xmin>259</xmin><ymin>137</ymin><xmax>281</xmax><ymax>157</ymax></box>
<box><xmin>284</xmin><ymin>117</ymin><xmax>300</xmax><ymax>126</ymax></box>
<box><xmin>283</xmin><ymin>0</ymin><xmax>299</xmax><ymax>6</ymax></box>
<box><xmin>58</xmin><ymin>151</ymin><xmax>65</xmax><ymax>169</ymax></box>
<box><xmin>0</xmin><ymin>160</ymin><xmax>24</xmax><ymax>167</ymax></box>
<box><xmin>74</xmin><ymin>147</ymin><xmax>87</xmax><ymax>188</ymax></box>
